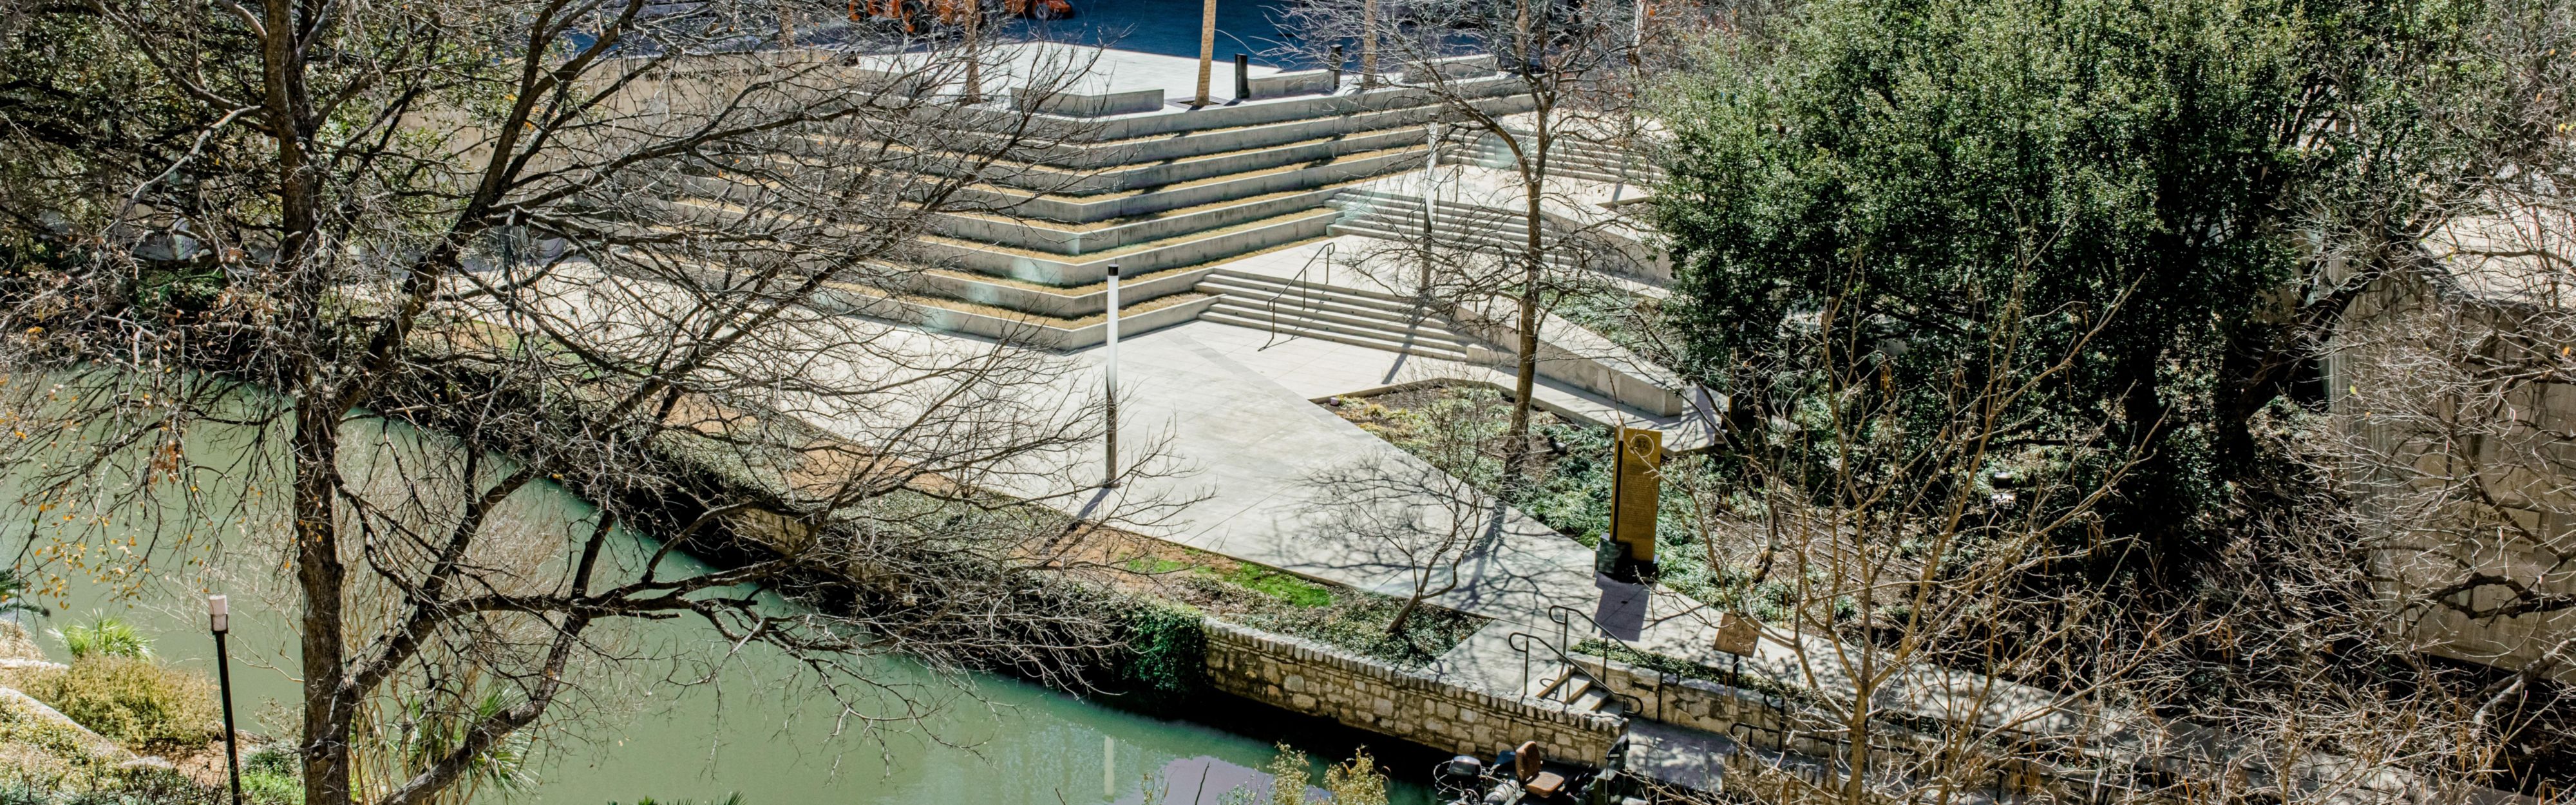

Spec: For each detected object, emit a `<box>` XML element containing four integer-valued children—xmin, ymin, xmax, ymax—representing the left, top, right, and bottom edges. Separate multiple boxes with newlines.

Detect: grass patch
<box><xmin>1222</xmin><ymin>566</ymin><xmax>1332</xmax><ymax>608</ymax></box>
<box><xmin>1097</xmin><ymin>543</ymin><xmax>1482</xmax><ymax>670</ymax></box>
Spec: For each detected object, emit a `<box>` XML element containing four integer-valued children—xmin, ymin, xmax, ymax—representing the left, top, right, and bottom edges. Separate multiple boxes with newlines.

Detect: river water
<box><xmin>5</xmin><ymin>413</ymin><xmax>1437</xmax><ymax>804</ymax></box>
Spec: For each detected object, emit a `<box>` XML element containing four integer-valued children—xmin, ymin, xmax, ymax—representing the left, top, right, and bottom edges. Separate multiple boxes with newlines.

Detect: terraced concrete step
<box><xmin>957</xmin><ymin>145</ymin><xmax>1430</xmax><ymax>225</ymax></box>
<box><xmin>1324</xmin><ymin>223</ymin><xmax>1599</xmax><ymax>269</ymax></box>
<box><xmin>1448</xmin><ymin>142</ymin><xmax>1658</xmax><ymax>184</ymax></box>
<box><xmin>928</xmin><ymin>183</ymin><xmax>1355</xmax><ymax>255</ymax></box>
<box><xmin>1202</xmin><ymin>268</ymin><xmax>1425</xmax><ymax>307</ymax></box>
<box><xmin>1198</xmin><ymin>308</ymin><xmax>1476</xmax><ymax>361</ymax></box>
<box><xmin>1198</xmin><ymin>275</ymin><xmax>1432</xmax><ymax>317</ymax></box>
<box><xmin>1204</xmin><ymin>298</ymin><xmax>1473</xmax><ymax>346</ymax></box>
<box><xmin>985</xmin><ymin>124</ymin><xmax>1435</xmax><ymax>195</ymax></box>
<box><xmin>1202</xmin><ymin>294</ymin><xmax>1471</xmax><ymax>343</ymax></box>
<box><xmin>918</xmin><ymin>210</ymin><xmax>1338</xmax><ymax>285</ymax></box>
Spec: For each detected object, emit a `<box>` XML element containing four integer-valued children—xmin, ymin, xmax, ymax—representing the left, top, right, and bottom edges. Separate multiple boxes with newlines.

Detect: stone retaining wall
<box><xmin>1202</xmin><ymin>621</ymin><xmax>1623</xmax><ymax>762</ymax></box>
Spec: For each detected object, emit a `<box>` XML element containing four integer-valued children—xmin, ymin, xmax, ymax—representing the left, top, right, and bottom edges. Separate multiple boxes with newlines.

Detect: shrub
<box><xmin>239</xmin><ymin>744</ymin><xmax>301</xmax><ymax>805</ymax></box>
<box><xmin>50</xmin><ymin>618</ymin><xmax>150</xmax><ymax>661</ymax></box>
<box><xmin>1321</xmin><ymin>750</ymin><xmax>1387</xmax><ymax>805</ymax></box>
<box><xmin>1113</xmin><ymin>600</ymin><xmax>1206</xmax><ymax>705</ymax></box>
<box><xmin>1262</xmin><ymin>743</ymin><xmax>1311</xmax><ymax>805</ymax></box>
<box><xmin>21</xmin><ymin>656</ymin><xmax>220</xmax><ymax>750</ymax></box>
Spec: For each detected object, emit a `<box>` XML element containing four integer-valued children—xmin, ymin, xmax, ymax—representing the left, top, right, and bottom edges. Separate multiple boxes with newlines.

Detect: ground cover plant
<box><xmin>1109</xmin><ymin>545</ymin><xmax>1484</xmax><ymax>670</ymax></box>
<box><xmin>1323</xmin><ymin>384</ymin><xmax>1776</xmax><ymax>612</ymax></box>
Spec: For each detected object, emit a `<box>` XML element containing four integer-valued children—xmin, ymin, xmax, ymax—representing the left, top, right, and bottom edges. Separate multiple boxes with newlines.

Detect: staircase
<box><xmin>1196</xmin><ymin>269</ymin><xmax>1482</xmax><ymax>361</ymax></box>
<box><xmin>1445</xmin><ymin>130</ymin><xmax>1665</xmax><ymax>187</ymax></box>
<box><xmin>658</xmin><ymin>70</ymin><xmax>1539</xmax><ymax>348</ymax></box>
<box><xmin>1327</xmin><ymin>188</ymin><xmax>1660</xmax><ymax>286</ymax></box>
<box><xmin>1525</xmin><ymin>663</ymin><xmax>1627</xmax><ymax>718</ymax></box>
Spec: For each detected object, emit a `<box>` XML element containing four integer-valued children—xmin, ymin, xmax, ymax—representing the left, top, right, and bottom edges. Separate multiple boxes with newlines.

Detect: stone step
<box><xmin>927</xmin><ymin>182</ymin><xmax>1358</xmax><ymax>255</ymax></box>
<box><xmin>983</xmin><ymin>124</ymin><xmax>1434</xmax><ymax>196</ymax></box>
<box><xmin>1334</xmin><ymin>200</ymin><xmax>1542</xmax><ymax>233</ymax></box>
<box><xmin>1571</xmin><ymin>685</ymin><xmax>1611</xmax><ymax>713</ymax></box>
<box><xmin>1324</xmin><ymin>223</ymin><xmax>1598</xmax><ymax>269</ymax></box>
<box><xmin>1201</xmin><ymin>294</ymin><xmax>1470</xmax><ymax>345</ymax></box>
<box><xmin>1202</xmin><ymin>268</ymin><xmax>1424</xmax><ymax>307</ymax></box>
<box><xmin>951</xmin><ymin>144</ymin><xmax>1431</xmax><ymax>224</ymax></box>
<box><xmin>1447</xmin><ymin>141</ymin><xmax>1657</xmax><ymax>184</ymax></box>
<box><xmin>1525</xmin><ymin>666</ymin><xmax>1576</xmax><ymax>700</ymax></box>
<box><xmin>918</xmin><ymin>210</ymin><xmax>1340</xmax><ymax>285</ymax></box>
<box><xmin>1197</xmin><ymin>309</ymin><xmax>1476</xmax><ymax>361</ymax></box>
<box><xmin>1202</xmin><ymin>299</ymin><xmax>1477</xmax><ymax>354</ymax></box>
<box><xmin>1200</xmin><ymin>283</ymin><xmax>1447</xmax><ymax>327</ymax></box>
<box><xmin>1552</xmin><ymin>674</ymin><xmax>1595</xmax><ymax>705</ymax></box>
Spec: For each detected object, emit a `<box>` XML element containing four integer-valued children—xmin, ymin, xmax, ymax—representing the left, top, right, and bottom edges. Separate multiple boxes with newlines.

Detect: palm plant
<box><xmin>52</xmin><ymin>616</ymin><xmax>152</xmax><ymax>659</ymax></box>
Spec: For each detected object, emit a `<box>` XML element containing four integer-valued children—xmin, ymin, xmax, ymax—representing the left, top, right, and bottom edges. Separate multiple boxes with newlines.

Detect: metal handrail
<box><xmin>1542</xmin><ymin>603</ymin><xmax>1690</xmax><ymax>723</ymax></box>
<box><xmin>1504</xmin><ymin>630</ymin><xmax>1647</xmax><ymax>719</ymax></box>
<box><xmin>1262</xmin><ymin>241</ymin><xmax>1334</xmax><ymax>350</ymax></box>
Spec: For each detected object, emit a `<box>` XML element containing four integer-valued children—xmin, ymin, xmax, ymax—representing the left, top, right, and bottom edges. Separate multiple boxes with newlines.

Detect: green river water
<box><xmin>4</xmin><ymin>414</ymin><xmax>1441</xmax><ymax>804</ymax></box>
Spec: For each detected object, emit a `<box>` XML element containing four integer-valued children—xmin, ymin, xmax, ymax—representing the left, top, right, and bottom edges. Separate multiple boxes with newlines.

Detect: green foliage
<box><xmin>1320</xmin><ymin>750</ymin><xmax>1388</xmax><ymax>805</ymax></box>
<box><xmin>51</xmin><ymin>618</ymin><xmax>149</xmax><ymax>661</ymax></box>
<box><xmin>1263</xmin><ymin>743</ymin><xmax>1312</xmax><ymax>805</ymax></box>
<box><xmin>377</xmin><ymin>690</ymin><xmax>531</xmax><ymax>802</ymax></box>
<box><xmin>239</xmin><ymin>744</ymin><xmax>301</xmax><ymax>805</ymax></box>
<box><xmin>1222</xmin><ymin>567</ymin><xmax>1332</xmax><ymax>608</ymax></box>
<box><xmin>1115</xmin><ymin>599</ymin><xmax>1208</xmax><ymax>704</ymax></box>
<box><xmin>20</xmin><ymin>656</ymin><xmax>219</xmax><ymax>749</ymax></box>
<box><xmin>1652</xmin><ymin>0</ymin><xmax>2409</xmax><ymax>558</ymax></box>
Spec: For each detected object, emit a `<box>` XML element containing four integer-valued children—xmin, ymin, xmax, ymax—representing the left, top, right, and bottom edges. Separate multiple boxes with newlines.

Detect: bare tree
<box><xmin>0</xmin><ymin>4</ymin><xmax>1184</xmax><ymax>805</ymax></box>
<box><xmin>1302</xmin><ymin>390</ymin><xmax>1510</xmax><ymax>639</ymax></box>
<box><xmin>1273</xmin><ymin>0</ymin><xmax>1690</xmax><ymax>479</ymax></box>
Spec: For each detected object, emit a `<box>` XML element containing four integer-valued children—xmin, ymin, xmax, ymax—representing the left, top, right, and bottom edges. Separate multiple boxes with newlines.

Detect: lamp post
<box><xmin>1103</xmin><ymin>262</ymin><xmax>1121</xmax><ymax>488</ymax></box>
<box><xmin>1419</xmin><ymin>122</ymin><xmax>1445</xmax><ymax>293</ymax></box>
<box><xmin>208</xmin><ymin>594</ymin><xmax>243</xmax><ymax>805</ymax></box>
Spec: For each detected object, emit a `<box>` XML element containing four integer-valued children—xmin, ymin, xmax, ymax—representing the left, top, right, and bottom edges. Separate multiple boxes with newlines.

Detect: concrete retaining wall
<box><xmin>1203</xmin><ymin>620</ymin><xmax>1623</xmax><ymax>761</ymax></box>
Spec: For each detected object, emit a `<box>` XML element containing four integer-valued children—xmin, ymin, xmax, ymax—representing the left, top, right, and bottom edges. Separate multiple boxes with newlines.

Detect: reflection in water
<box><xmin>6</xmin><ymin>415</ymin><xmax>1432</xmax><ymax>804</ymax></box>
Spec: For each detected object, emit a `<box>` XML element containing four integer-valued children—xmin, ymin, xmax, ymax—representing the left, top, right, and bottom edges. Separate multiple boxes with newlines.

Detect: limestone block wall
<box><xmin>1201</xmin><ymin>621</ymin><xmax>1623</xmax><ymax>762</ymax></box>
<box><xmin>2327</xmin><ymin>267</ymin><xmax>2576</xmax><ymax>683</ymax></box>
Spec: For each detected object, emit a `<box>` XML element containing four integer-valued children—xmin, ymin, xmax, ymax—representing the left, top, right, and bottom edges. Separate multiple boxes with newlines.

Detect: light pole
<box><xmin>1419</xmin><ymin>122</ymin><xmax>1445</xmax><ymax>294</ymax></box>
<box><xmin>1103</xmin><ymin>262</ymin><xmax>1121</xmax><ymax>488</ymax></box>
<box><xmin>208</xmin><ymin>594</ymin><xmax>243</xmax><ymax>805</ymax></box>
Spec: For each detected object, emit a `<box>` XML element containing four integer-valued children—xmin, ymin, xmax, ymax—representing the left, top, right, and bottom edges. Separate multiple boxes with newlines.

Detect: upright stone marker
<box><xmin>1608</xmin><ymin>426</ymin><xmax>1662</xmax><ymax>563</ymax></box>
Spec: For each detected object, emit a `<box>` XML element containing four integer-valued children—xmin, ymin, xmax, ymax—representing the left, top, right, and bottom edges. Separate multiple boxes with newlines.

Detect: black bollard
<box><xmin>1234</xmin><ymin>53</ymin><xmax>1251</xmax><ymax>101</ymax></box>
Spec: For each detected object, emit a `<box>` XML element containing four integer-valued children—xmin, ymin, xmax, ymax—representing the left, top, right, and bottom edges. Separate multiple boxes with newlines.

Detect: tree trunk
<box><xmin>1195</xmin><ymin>0</ymin><xmax>1218</xmax><ymax>106</ymax></box>
<box><xmin>1385</xmin><ymin>593</ymin><xmax>1423</xmax><ymax>638</ymax></box>
<box><xmin>962</xmin><ymin>0</ymin><xmax>981</xmax><ymax>104</ymax></box>
<box><xmin>1502</xmin><ymin>122</ymin><xmax>1547</xmax><ymax>482</ymax></box>
<box><xmin>293</xmin><ymin>404</ymin><xmax>356</xmax><ymax>805</ymax></box>
<box><xmin>1360</xmin><ymin>0</ymin><xmax>1378</xmax><ymax>88</ymax></box>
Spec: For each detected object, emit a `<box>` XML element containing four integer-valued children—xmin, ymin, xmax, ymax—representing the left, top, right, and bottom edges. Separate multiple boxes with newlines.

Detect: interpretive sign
<box><xmin>1714</xmin><ymin>611</ymin><xmax>1759</xmax><ymax>656</ymax></box>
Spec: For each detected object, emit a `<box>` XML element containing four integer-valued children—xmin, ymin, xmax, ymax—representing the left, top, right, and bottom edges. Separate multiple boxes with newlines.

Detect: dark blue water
<box><xmin>1018</xmin><ymin>0</ymin><xmax>1303</xmax><ymax>64</ymax></box>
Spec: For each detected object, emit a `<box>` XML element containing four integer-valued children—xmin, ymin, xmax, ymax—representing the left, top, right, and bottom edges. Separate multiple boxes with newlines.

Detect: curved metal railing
<box><xmin>1504</xmin><ymin>630</ymin><xmax>1645</xmax><ymax>719</ymax></box>
<box><xmin>1262</xmin><ymin>240</ymin><xmax>1334</xmax><ymax>350</ymax></box>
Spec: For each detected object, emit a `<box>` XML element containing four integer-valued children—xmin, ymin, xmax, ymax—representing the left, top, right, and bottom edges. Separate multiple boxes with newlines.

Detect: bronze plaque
<box><xmin>1713</xmin><ymin>611</ymin><xmax>1759</xmax><ymax>656</ymax></box>
<box><xmin>1609</xmin><ymin>426</ymin><xmax>1663</xmax><ymax>562</ymax></box>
